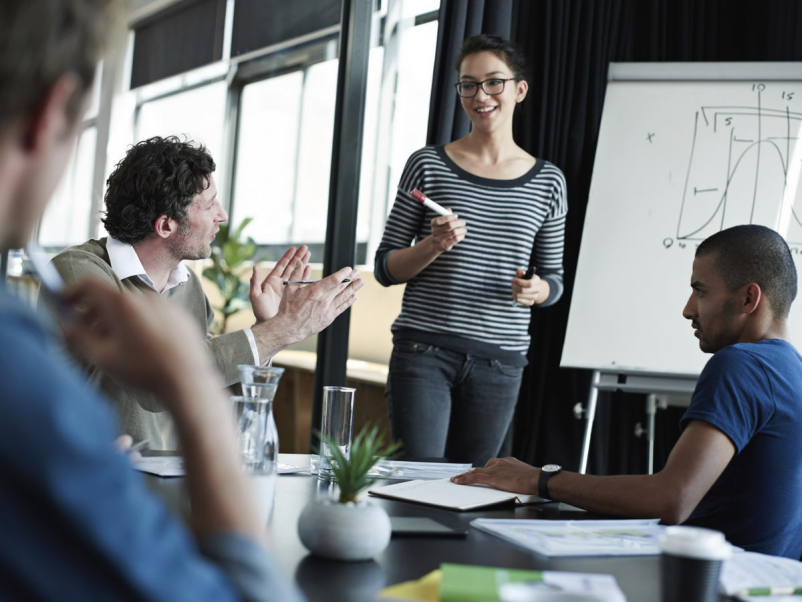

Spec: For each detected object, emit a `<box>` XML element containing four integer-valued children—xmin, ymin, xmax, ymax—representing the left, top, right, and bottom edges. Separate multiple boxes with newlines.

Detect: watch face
<box><xmin>542</xmin><ymin>464</ymin><xmax>562</xmax><ymax>473</ymax></box>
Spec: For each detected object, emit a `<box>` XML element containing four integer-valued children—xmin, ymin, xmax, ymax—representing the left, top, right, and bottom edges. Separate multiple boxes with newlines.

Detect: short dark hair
<box><xmin>102</xmin><ymin>136</ymin><xmax>216</xmax><ymax>244</ymax></box>
<box><xmin>0</xmin><ymin>0</ymin><xmax>120</xmax><ymax>132</ymax></box>
<box><xmin>696</xmin><ymin>225</ymin><xmax>798</xmax><ymax>320</ymax></box>
<box><xmin>454</xmin><ymin>34</ymin><xmax>529</xmax><ymax>81</ymax></box>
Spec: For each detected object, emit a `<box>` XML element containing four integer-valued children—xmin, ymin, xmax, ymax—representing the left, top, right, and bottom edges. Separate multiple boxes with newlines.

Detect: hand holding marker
<box><xmin>512</xmin><ymin>266</ymin><xmax>537</xmax><ymax>307</ymax></box>
<box><xmin>411</xmin><ymin>189</ymin><xmax>467</xmax><ymax>253</ymax></box>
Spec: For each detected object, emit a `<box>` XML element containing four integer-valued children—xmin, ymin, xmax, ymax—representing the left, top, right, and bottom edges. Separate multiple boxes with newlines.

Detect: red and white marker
<box><xmin>411</xmin><ymin>189</ymin><xmax>451</xmax><ymax>217</ymax></box>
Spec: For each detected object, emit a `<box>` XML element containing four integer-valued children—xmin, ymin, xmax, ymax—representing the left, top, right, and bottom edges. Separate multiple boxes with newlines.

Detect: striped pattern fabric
<box><xmin>374</xmin><ymin>146</ymin><xmax>567</xmax><ymax>356</ymax></box>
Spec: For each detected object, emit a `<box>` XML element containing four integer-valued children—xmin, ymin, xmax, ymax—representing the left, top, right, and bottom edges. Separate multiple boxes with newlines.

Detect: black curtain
<box><xmin>428</xmin><ymin>0</ymin><xmax>802</xmax><ymax>475</ymax></box>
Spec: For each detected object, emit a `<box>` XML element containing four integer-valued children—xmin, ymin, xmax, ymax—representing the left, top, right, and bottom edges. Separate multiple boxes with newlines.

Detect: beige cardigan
<box><xmin>47</xmin><ymin>238</ymin><xmax>253</xmax><ymax>449</ymax></box>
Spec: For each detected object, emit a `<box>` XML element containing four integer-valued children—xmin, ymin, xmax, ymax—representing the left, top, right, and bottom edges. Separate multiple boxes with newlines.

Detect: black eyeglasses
<box><xmin>454</xmin><ymin>78</ymin><xmax>520</xmax><ymax>98</ymax></box>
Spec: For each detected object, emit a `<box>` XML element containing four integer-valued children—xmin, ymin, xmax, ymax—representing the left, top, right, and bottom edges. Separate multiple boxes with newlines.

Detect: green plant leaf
<box><xmin>317</xmin><ymin>423</ymin><xmax>403</xmax><ymax>503</ymax></box>
<box><xmin>202</xmin><ymin>217</ymin><xmax>265</xmax><ymax>333</ymax></box>
<box><xmin>232</xmin><ymin>217</ymin><xmax>253</xmax><ymax>241</ymax></box>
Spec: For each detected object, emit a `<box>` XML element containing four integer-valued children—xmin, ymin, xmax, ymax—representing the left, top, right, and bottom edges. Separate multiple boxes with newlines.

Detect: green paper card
<box><xmin>439</xmin><ymin>563</ymin><xmax>544</xmax><ymax>602</ymax></box>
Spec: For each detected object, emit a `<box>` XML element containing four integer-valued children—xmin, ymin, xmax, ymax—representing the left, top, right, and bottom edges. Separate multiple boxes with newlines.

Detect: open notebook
<box><xmin>368</xmin><ymin>478</ymin><xmax>545</xmax><ymax>511</ymax></box>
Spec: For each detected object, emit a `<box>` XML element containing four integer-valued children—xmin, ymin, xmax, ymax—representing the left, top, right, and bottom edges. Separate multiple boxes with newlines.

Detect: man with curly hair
<box><xmin>49</xmin><ymin>135</ymin><xmax>362</xmax><ymax>449</ymax></box>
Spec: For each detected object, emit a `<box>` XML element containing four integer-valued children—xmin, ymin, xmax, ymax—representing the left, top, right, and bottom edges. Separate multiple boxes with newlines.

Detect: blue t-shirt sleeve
<box><xmin>0</xmin><ymin>304</ymin><xmax>241</xmax><ymax>601</ymax></box>
<box><xmin>681</xmin><ymin>345</ymin><xmax>775</xmax><ymax>453</ymax></box>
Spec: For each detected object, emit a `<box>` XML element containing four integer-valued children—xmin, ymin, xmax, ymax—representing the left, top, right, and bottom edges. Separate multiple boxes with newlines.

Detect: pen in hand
<box><xmin>126</xmin><ymin>439</ymin><xmax>150</xmax><ymax>456</ymax></box>
<box><xmin>283</xmin><ymin>279</ymin><xmax>351</xmax><ymax>286</ymax></box>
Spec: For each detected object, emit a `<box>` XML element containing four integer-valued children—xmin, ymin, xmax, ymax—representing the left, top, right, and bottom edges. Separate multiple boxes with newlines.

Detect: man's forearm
<box><xmin>250</xmin><ymin>317</ymin><xmax>300</xmax><ymax>364</ymax></box>
<box><xmin>159</xmin><ymin>368</ymin><xmax>265</xmax><ymax>541</ymax></box>
<box><xmin>548</xmin><ymin>471</ymin><xmax>690</xmax><ymax>524</ymax></box>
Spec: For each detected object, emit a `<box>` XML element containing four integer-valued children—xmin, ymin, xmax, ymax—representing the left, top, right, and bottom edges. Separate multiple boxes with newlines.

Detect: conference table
<box><xmin>146</xmin><ymin>454</ymin><xmax>663</xmax><ymax>601</ymax></box>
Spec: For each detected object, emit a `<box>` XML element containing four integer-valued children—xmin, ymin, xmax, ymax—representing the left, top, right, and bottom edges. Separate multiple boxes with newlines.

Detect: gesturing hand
<box><xmin>250</xmin><ymin>245</ymin><xmax>311</xmax><ymax>323</ymax></box>
<box><xmin>270</xmin><ymin>263</ymin><xmax>363</xmax><ymax>344</ymax></box>
<box><xmin>430</xmin><ymin>213</ymin><xmax>467</xmax><ymax>252</ymax></box>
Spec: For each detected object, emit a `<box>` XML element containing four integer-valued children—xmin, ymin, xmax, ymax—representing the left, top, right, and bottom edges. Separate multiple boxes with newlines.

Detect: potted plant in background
<box><xmin>298</xmin><ymin>425</ymin><xmax>401</xmax><ymax>561</ymax></box>
<box><xmin>202</xmin><ymin>217</ymin><xmax>266</xmax><ymax>335</ymax></box>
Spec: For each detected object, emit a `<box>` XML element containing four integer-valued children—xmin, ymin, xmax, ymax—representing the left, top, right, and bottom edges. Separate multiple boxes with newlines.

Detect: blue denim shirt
<box><xmin>0</xmin><ymin>291</ymin><xmax>302</xmax><ymax>601</ymax></box>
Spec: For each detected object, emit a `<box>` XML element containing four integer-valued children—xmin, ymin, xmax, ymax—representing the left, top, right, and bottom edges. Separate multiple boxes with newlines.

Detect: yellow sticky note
<box><xmin>378</xmin><ymin>569</ymin><xmax>443</xmax><ymax>601</ymax></box>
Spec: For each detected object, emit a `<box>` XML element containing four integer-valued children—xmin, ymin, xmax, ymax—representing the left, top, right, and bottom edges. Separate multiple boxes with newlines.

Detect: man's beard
<box><xmin>169</xmin><ymin>227</ymin><xmax>211</xmax><ymax>261</ymax></box>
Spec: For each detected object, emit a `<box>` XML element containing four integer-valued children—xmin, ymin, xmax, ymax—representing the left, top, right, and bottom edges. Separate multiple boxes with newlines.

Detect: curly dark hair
<box><xmin>102</xmin><ymin>136</ymin><xmax>216</xmax><ymax>244</ymax></box>
<box><xmin>454</xmin><ymin>34</ymin><xmax>529</xmax><ymax>81</ymax></box>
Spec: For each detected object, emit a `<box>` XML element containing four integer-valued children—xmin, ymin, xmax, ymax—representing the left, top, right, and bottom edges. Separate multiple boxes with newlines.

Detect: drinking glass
<box><xmin>318</xmin><ymin>386</ymin><xmax>356</xmax><ymax>480</ymax></box>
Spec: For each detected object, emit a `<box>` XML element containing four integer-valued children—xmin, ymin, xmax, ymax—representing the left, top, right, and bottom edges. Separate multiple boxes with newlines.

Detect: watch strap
<box><xmin>538</xmin><ymin>465</ymin><xmax>561</xmax><ymax>499</ymax></box>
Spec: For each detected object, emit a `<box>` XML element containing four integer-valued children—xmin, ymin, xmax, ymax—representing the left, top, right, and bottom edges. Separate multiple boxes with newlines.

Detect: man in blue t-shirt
<box><xmin>453</xmin><ymin>224</ymin><xmax>802</xmax><ymax>558</ymax></box>
<box><xmin>0</xmin><ymin>1</ymin><xmax>303</xmax><ymax>599</ymax></box>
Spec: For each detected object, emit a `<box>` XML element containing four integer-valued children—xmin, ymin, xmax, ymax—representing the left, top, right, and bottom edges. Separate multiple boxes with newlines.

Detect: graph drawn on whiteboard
<box><xmin>675</xmin><ymin>84</ymin><xmax>802</xmax><ymax>245</ymax></box>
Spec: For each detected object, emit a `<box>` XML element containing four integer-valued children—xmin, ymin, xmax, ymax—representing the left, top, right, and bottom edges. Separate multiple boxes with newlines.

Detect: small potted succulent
<box><xmin>298</xmin><ymin>425</ymin><xmax>401</xmax><ymax>561</ymax></box>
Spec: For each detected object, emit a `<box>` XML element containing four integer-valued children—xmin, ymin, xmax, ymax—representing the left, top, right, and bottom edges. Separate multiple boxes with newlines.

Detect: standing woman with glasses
<box><xmin>374</xmin><ymin>35</ymin><xmax>567</xmax><ymax>467</ymax></box>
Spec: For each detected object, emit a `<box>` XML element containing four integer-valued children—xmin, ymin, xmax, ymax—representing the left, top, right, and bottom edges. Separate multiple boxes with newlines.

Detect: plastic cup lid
<box><xmin>659</xmin><ymin>526</ymin><xmax>732</xmax><ymax>560</ymax></box>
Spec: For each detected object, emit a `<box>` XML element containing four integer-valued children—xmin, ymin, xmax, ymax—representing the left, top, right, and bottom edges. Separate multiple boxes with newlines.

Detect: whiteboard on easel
<box><xmin>561</xmin><ymin>62</ymin><xmax>802</xmax><ymax>377</ymax></box>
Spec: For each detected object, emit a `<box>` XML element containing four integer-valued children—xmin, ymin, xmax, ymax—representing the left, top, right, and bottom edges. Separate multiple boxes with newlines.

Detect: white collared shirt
<box><xmin>106</xmin><ymin>237</ymin><xmax>262</xmax><ymax>365</ymax></box>
<box><xmin>106</xmin><ymin>236</ymin><xmax>190</xmax><ymax>292</ymax></box>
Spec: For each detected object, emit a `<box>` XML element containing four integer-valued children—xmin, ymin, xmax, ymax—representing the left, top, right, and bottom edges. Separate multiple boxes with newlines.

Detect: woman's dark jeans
<box><xmin>386</xmin><ymin>340</ymin><xmax>524</xmax><ymax>467</ymax></box>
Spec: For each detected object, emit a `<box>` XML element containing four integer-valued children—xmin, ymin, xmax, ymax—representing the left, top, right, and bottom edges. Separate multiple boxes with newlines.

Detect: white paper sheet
<box><xmin>503</xmin><ymin>572</ymin><xmax>627</xmax><ymax>602</ymax></box>
<box><xmin>471</xmin><ymin>518</ymin><xmax>665</xmax><ymax>557</ymax></box>
<box><xmin>369</xmin><ymin>478</ymin><xmax>542</xmax><ymax>511</ymax></box>
<box><xmin>721</xmin><ymin>551</ymin><xmax>802</xmax><ymax>600</ymax></box>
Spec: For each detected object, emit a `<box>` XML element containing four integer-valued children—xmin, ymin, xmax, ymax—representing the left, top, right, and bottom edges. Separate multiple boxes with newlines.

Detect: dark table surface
<box><xmin>145</xmin><ymin>455</ymin><xmax>663</xmax><ymax>601</ymax></box>
<box><xmin>271</xmin><ymin>474</ymin><xmax>660</xmax><ymax>602</ymax></box>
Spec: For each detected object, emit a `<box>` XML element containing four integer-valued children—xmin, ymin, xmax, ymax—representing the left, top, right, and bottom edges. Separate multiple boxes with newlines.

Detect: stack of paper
<box><xmin>471</xmin><ymin>518</ymin><xmax>665</xmax><ymax>557</ymax></box>
<box><xmin>721</xmin><ymin>552</ymin><xmax>802</xmax><ymax>601</ymax></box>
<box><xmin>368</xmin><ymin>460</ymin><xmax>472</xmax><ymax>480</ymax></box>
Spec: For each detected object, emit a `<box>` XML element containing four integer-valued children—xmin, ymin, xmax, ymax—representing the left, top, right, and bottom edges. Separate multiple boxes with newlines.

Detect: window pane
<box><xmin>137</xmin><ymin>81</ymin><xmax>228</xmax><ymax>195</ymax></box>
<box><xmin>39</xmin><ymin>127</ymin><xmax>98</xmax><ymax>248</ymax></box>
<box><xmin>386</xmin><ymin>20</ymin><xmax>438</xmax><ymax>221</ymax></box>
<box><xmin>232</xmin><ymin>71</ymin><xmax>304</xmax><ymax>243</ymax></box>
<box><xmin>349</xmin><ymin>18</ymin><xmax>438</xmax><ymax>367</ymax></box>
<box><xmin>85</xmin><ymin>62</ymin><xmax>103</xmax><ymax>121</ymax></box>
<box><xmin>400</xmin><ymin>0</ymin><xmax>439</xmax><ymax>19</ymax></box>
<box><xmin>356</xmin><ymin>47</ymin><xmax>384</xmax><ymax>245</ymax></box>
<box><xmin>293</xmin><ymin>59</ymin><xmax>338</xmax><ymax>243</ymax></box>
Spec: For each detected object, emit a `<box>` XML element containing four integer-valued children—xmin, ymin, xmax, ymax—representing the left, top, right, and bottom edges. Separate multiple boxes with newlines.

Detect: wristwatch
<box><xmin>538</xmin><ymin>464</ymin><xmax>563</xmax><ymax>499</ymax></box>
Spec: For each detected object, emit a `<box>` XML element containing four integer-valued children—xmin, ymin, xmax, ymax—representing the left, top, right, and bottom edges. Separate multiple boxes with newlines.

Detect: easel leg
<box><xmin>578</xmin><ymin>370</ymin><xmax>600</xmax><ymax>474</ymax></box>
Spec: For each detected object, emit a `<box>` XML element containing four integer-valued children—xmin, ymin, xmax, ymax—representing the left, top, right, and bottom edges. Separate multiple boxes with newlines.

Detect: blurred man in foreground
<box><xmin>0</xmin><ymin>1</ymin><xmax>304</xmax><ymax>598</ymax></box>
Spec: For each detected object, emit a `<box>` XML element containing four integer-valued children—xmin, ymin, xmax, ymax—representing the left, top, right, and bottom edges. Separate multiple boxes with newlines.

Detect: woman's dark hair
<box><xmin>102</xmin><ymin>136</ymin><xmax>216</xmax><ymax>244</ymax></box>
<box><xmin>454</xmin><ymin>34</ymin><xmax>529</xmax><ymax>81</ymax></box>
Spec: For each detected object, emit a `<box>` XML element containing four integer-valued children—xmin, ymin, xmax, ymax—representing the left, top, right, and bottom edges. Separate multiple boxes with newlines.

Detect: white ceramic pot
<box><xmin>298</xmin><ymin>499</ymin><xmax>391</xmax><ymax>561</ymax></box>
